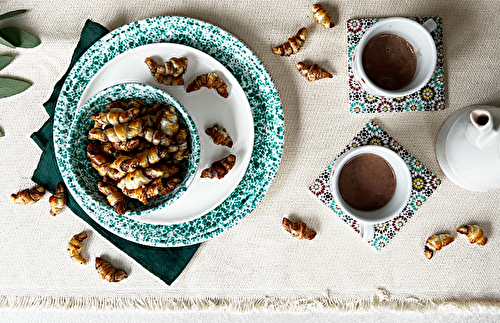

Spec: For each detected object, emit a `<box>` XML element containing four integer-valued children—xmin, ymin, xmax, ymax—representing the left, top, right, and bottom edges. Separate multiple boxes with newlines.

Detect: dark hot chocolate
<box><xmin>338</xmin><ymin>153</ymin><xmax>396</xmax><ymax>212</ymax></box>
<box><xmin>362</xmin><ymin>33</ymin><xmax>417</xmax><ymax>91</ymax></box>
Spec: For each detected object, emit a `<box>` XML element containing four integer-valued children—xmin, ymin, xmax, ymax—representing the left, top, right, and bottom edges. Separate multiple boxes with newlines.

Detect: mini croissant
<box><xmin>145</xmin><ymin>57</ymin><xmax>188</xmax><ymax>86</ymax></box>
<box><xmin>295</xmin><ymin>62</ymin><xmax>333</xmax><ymax>82</ymax></box>
<box><xmin>272</xmin><ymin>27</ymin><xmax>307</xmax><ymax>57</ymax></box>
<box><xmin>457</xmin><ymin>224</ymin><xmax>488</xmax><ymax>246</ymax></box>
<box><xmin>201</xmin><ymin>154</ymin><xmax>236</xmax><ymax>179</ymax></box>
<box><xmin>311</xmin><ymin>4</ymin><xmax>335</xmax><ymax>28</ymax></box>
<box><xmin>282</xmin><ymin>217</ymin><xmax>316</xmax><ymax>240</ymax></box>
<box><xmin>424</xmin><ymin>233</ymin><xmax>455</xmax><ymax>259</ymax></box>
<box><xmin>92</xmin><ymin>100</ymin><xmax>141</xmax><ymax>127</ymax></box>
<box><xmin>186</xmin><ymin>72</ymin><xmax>229</xmax><ymax>98</ymax></box>
<box><xmin>205</xmin><ymin>123</ymin><xmax>233</xmax><ymax>148</ymax></box>
<box><xmin>98</xmin><ymin>181</ymin><xmax>126</xmax><ymax>215</ymax></box>
<box><xmin>95</xmin><ymin>257</ymin><xmax>128</xmax><ymax>282</ymax></box>
<box><xmin>67</xmin><ymin>231</ymin><xmax>88</xmax><ymax>265</ymax></box>
<box><xmin>49</xmin><ymin>182</ymin><xmax>68</xmax><ymax>216</ymax></box>
<box><xmin>11</xmin><ymin>185</ymin><xmax>46</xmax><ymax>205</ymax></box>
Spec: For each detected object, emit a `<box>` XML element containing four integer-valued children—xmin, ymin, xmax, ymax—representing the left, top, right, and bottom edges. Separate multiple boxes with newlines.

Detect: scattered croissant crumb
<box><xmin>282</xmin><ymin>217</ymin><xmax>316</xmax><ymax>240</ymax></box>
<box><xmin>272</xmin><ymin>27</ymin><xmax>307</xmax><ymax>57</ymax></box>
<box><xmin>49</xmin><ymin>182</ymin><xmax>68</xmax><ymax>216</ymax></box>
<box><xmin>295</xmin><ymin>62</ymin><xmax>333</xmax><ymax>82</ymax></box>
<box><xmin>311</xmin><ymin>4</ymin><xmax>335</xmax><ymax>28</ymax></box>
<box><xmin>424</xmin><ymin>233</ymin><xmax>454</xmax><ymax>259</ymax></box>
<box><xmin>457</xmin><ymin>224</ymin><xmax>488</xmax><ymax>246</ymax></box>
<box><xmin>205</xmin><ymin>123</ymin><xmax>233</xmax><ymax>148</ymax></box>
<box><xmin>201</xmin><ymin>154</ymin><xmax>236</xmax><ymax>179</ymax></box>
<box><xmin>144</xmin><ymin>57</ymin><xmax>188</xmax><ymax>86</ymax></box>
<box><xmin>95</xmin><ymin>257</ymin><xmax>128</xmax><ymax>282</ymax></box>
<box><xmin>67</xmin><ymin>232</ymin><xmax>88</xmax><ymax>265</ymax></box>
<box><xmin>186</xmin><ymin>72</ymin><xmax>229</xmax><ymax>98</ymax></box>
<box><xmin>10</xmin><ymin>185</ymin><xmax>46</xmax><ymax>205</ymax></box>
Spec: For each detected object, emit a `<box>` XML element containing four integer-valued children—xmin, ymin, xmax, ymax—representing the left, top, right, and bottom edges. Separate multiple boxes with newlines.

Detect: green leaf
<box><xmin>0</xmin><ymin>10</ymin><xmax>27</xmax><ymax>21</ymax></box>
<box><xmin>0</xmin><ymin>129</ymin><xmax>3</xmax><ymax>137</ymax></box>
<box><xmin>0</xmin><ymin>77</ymin><xmax>31</xmax><ymax>98</ymax></box>
<box><xmin>0</xmin><ymin>35</ymin><xmax>15</xmax><ymax>48</ymax></box>
<box><xmin>0</xmin><ymin>55</ymin><xmax>14</xmax><ymax>70</ymax></box>
<box><xmin>0</xmin><ymin>27</ymin><xmax>40</xmax><ymax>48</ymax></box>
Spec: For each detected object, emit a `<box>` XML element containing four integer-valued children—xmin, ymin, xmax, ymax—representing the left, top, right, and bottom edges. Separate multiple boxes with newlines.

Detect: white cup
<box><xmin>352</xmin><ymin>17</ymin><xmax>437</xmax><ymax>98</ymax></box>
<box><xmin>330</xmin><ymin>146</ymin><xmax>412</xmax><ymax>242</ymax></box>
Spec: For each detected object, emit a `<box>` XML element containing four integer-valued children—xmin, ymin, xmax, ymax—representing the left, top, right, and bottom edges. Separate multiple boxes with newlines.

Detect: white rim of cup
<box><xmin>353</xmin><ymin>17</ymin><xmax>437</xmax><ymax>98</ymax></box>
<box><xmin>330</xmin><ymin>145</ymin><xmax>412</xmax><ymax>224</ymax></box>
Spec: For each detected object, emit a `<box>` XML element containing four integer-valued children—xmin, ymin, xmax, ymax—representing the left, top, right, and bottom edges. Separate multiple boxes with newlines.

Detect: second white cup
<box><xmin>330</xmin><ymin>146</ymin><xmax>412</xmax><ymax>241</ymax></box>
<box><xmin>352</xmin><ymin>17</ymin><xmax>437</xmax><ymax>98</ymax></box>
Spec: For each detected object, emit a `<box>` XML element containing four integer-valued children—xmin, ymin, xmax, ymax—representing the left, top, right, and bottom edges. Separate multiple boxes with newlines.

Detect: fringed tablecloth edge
<box><xmin>2</xmin><ymin>289</ymin><xmax>500</xmax><ymax>313</ymax></box>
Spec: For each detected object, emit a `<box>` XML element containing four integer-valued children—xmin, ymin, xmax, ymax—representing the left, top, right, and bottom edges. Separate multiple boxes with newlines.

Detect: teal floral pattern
<box><xmin>309</xmin><ymin>121</ymin><xmax>440</xmax><ymax>250</ymax></box>
<box><xmin>347</xmin><ymin>17</ymin><xmax>446</xmax><ymax>114</ymax></box>
<box><xmin>53</xmin><ymin>17</ymin><xmax>284</xmax><ymax>247</ymax></box>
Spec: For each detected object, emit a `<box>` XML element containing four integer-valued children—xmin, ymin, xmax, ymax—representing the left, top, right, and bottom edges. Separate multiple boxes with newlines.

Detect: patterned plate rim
<box><xmin>53</xmin><ymin>16</ymin><xmax>284</xmax><ymax>247</ymax></box>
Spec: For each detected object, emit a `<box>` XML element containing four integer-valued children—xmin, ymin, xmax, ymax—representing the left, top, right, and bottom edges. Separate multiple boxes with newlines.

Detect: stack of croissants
<box><xmin>86</xmin><ymin>99</ymin><xmax>192</xmax><ymax>214</ymax></box>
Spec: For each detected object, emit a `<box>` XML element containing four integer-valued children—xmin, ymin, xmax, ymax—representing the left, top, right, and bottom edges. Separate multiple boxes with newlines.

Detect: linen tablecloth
<box><xmin>1</xmin><ymin>0</ymin><xmax>500</xmax><ymax>314</ymax></box>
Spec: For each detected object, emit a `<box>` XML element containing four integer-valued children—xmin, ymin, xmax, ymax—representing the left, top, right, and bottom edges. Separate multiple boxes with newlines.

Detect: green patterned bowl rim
<box><xmin>66</xmin><ymin>82</ymin><xmax>200</xmax><ymax>217</ymax></box>
<box><xmin>53</xmin><ymin>16</ymin><xmax>284</xmax><ymax>247</ymax></box>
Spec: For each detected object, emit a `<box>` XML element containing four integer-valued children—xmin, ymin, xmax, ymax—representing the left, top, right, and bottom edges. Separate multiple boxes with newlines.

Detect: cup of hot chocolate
<box><xmin>330</xmin><ymin>146</ymin><xmax>412</xmax><ymax>241</ymax></box>
<box><xmin>352</xmin><ymin>17</ymin><xmax>437</xmax><ymax>98</ymax></box>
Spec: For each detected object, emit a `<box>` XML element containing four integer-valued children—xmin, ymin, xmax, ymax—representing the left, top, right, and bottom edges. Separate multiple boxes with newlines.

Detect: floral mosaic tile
<box><xmin>347</xmin><ymin>17</ymin><xmax>446</xmax><ymax>114</ymax></box>
<box><xmin>309</xmin><ymin>120</ymin><xmax>441</xmax><ymax>250</ymax></box>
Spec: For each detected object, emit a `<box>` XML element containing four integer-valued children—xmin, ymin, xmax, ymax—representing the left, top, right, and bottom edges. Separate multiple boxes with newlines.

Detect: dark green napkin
<box><xmin>30</xmin><ymin>20</ymin><xmax>200</xmax><ymax>285</ymax></box>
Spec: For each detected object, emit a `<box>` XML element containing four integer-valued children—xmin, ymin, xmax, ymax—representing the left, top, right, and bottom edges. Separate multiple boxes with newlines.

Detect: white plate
<box><xmin>53</xmin><ymin>16</ymin><xmax>284</xmax><ymax>247</ymax></box>
<box><xmin>78</xmin><ymin>43</ymin><xmax>254</xmax><ymax>224</ymax></box>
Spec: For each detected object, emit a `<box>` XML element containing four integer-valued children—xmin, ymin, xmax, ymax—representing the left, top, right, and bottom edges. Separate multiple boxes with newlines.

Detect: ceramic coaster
<box><xmin>308</xmin><ymin>120</ymin><xmax>441</xmax><ymax>250</ymax></box>
<box><xmin>346</xmin><ymin>16</ymin><xmax>445</xmax><ymax>114</ymax></box>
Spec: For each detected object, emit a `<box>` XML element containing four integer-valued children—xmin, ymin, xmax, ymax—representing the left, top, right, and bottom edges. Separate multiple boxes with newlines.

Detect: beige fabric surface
<box><xmin>1</xmin><ymin>0</ymin><xmax>500</xmax><ymax>312</ymax></box>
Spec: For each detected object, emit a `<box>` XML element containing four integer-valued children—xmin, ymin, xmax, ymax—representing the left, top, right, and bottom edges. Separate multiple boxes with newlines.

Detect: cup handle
<box><xmin>360</xmin><ymin>223</ymin><xmax>374</xmax><ymax>242</ymax></box>
<box><xmin>422</xmin><ymin>18</ymin><xmax>437</xmax><ymax>33</ymax></box>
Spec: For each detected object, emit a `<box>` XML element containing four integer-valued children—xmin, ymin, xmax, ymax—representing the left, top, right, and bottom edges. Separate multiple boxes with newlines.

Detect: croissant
<box><xmin>295</xmin><ymin>62</ymin><xmax>333</xmax><ymax>82</ymax></box>
<box><xmin>109</xmin><ymin>155</ymin><xmax>140</xmax><ymax>173</ymax></box>
<box><xmin>98</xmin><ymin>142</ymin><xmax>121</xmax><ymax>158</ymax></box>
<box><xmin>49</xmin><ymin>182</ymin><xmax>67</xmax><ymax>216</ymax></box>
<box><xmin>87</xmin><ymin>143</ymin><xmax>127</xmax><ymax>181</ymax></box>
<box><xmin>164</xmin><ymin>57</ymin><xmax>189</xmax><ymax>77</ymax></box>
<box><xmin>11</xmin><ymin>185</ymin><xmax>46</xmax><ymax>205</ymax></box>
<box><xmin>67</xmin><ymin>231</ymin><xmax>88</xmax><ymax>265</ymax></box>
<box><xmin>157</xmin><ymin>105</ymin><xmax>180</xmax><ymax>137</ymax></box>
<box><xmin>457</xmin><ymin>224</ymin><xmax>488</xmax><ymax>246</ymax></box>
<box><xmin>89</xmin><ymin>118</ymin><xmax>174</xmax><ymax>146</ymax></box>
<box><xmin>92</xmin><ymin>101</ymin><xmax>141</xmax><ymax>127</ymax></box>
<box><xmin>201</xmin><ymin>154</ymin><xmax>236</xmax><ymax>179</ymax></box>
<box><xmin>132</xmin><ymin>145</ymin><xmax>170</xmax><ymax>168</ymax></box>
<box><xmin>424</xmin><ymin>233</ymin><xmax>455</xmax><ymax>259</ymax></box>
<box><xmin>117</xmin><ymin>163</ymin><xmax>180</xmax><ymax>190</ymax></box>
<box><xmin>282</xmin><ymin>217</ymin><xmax>316</xmax><ymax>240</ymax></box>
<box><xmin>122</xmin><ymin>177</ymin><xmax>181</xmax><ymax>204</ymax></box>
<box><xmin>98</xmin><ymin>181</ymin><xmax>126</xmax><ymax>214</ymax></box>
<box><xmin>272</xmin><ymin>27</ymin><xmax>307</xmax><ymax>57</ymax></box>
<box><xmin>91</xmin><ymin>161</ymin><xmax>127</xmax><ymax>182</ymax></box>
<box><xmin>145</xmin><ymin>57</ymin><xmax>187</xmax><ymax>86</ymax></box>
<box><xmin>111</xmin><ymin>139</ymin><xmax>141</xmax><ymax>152</ymax></box>
<box><xmin>205</xmin><ymin>123</ymin><xmax>233</xmax><ymax>148</ymax></box>
<box><xmin>311</xmin><ymin>4</ymin><xmax>335</xmax><ymax>28</ymax></box>
<box><xmin>95</xmin><ymin>257</ymin><xmax>128</xmax><ymax>282</ymax></box>
<box><xmin>127</xmin><ymin>99</ymin><xmax>146</xmax><ymax>111</ymax></box>
<box><xmin>186</xmin><ymin>72</ymin><xmax>229</xmax><ymax>98</ymax></box>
